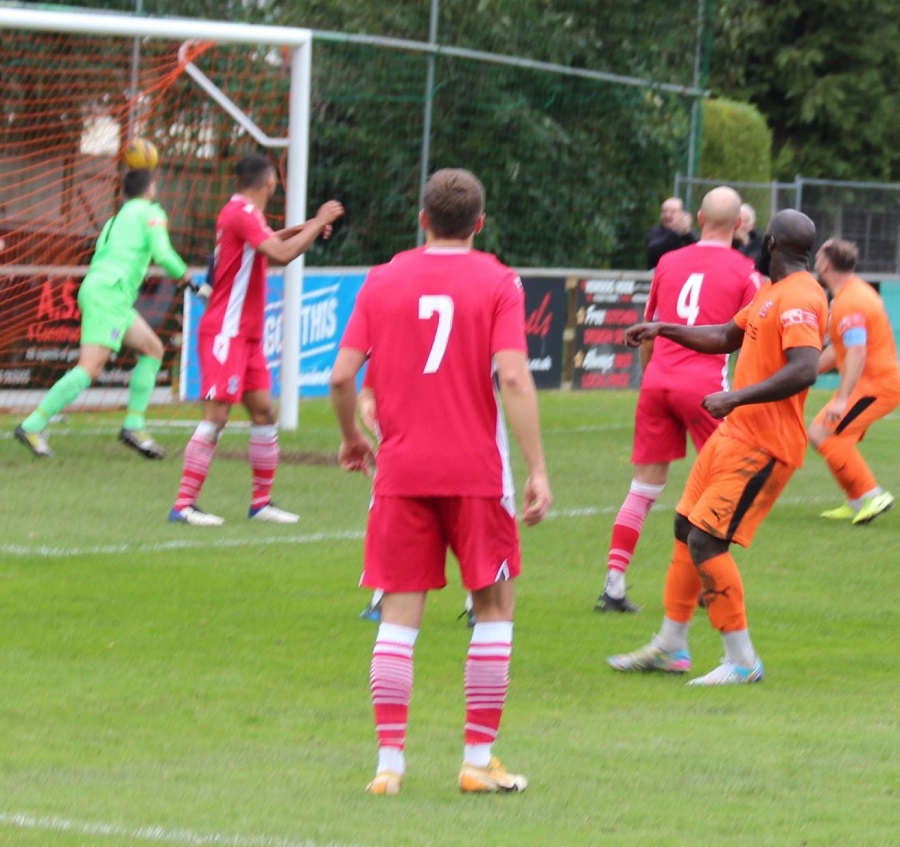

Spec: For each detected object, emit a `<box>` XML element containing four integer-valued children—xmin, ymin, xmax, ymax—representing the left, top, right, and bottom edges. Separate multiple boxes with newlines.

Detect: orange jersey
<box><xmin>829</xmin><ymin>275</ymin><xmax>900</xmax><ymax>396</ymax></box>
<box><xmin>725</xmin><ymin>271</ymin><xmax>828</xmax><ymax>468</ymax></box>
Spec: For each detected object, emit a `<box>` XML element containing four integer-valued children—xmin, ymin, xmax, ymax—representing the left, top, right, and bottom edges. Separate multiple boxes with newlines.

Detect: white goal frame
<box><xmin>0</xmin><ymin>6</ymin><xmax>314</xmax><ymax>430</ymax></box>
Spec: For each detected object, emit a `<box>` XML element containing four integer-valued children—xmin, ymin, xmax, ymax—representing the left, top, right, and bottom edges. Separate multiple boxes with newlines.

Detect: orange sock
<box><xmin>697</xmin><ymin>552</ymin><xmax>746</xmax><ymax>632</ymax></box>
<box><xmin>818</xmin><ymin>437</ymin><xmax>877</xmax><ymax>501</ymax></box>
<box><xmin>663</xmin><ymin>539</ymin><xmax>700</xmax><ymax>624</ymax></box>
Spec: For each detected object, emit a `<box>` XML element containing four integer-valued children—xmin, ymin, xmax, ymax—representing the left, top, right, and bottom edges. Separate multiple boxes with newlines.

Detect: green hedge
<box><xmin>699</xmin><ymin>98</ymin><xmax>772</xmax><ymax>183</ymax></box>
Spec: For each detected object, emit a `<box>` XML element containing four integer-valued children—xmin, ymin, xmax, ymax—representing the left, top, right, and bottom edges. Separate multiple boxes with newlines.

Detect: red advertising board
<box><xmin>572</xmin><ymin>275</ymin><xmax>652</xmax><ymax>389</ymax></box>
<box><xmin>0</xmin><ymin>270</ymin><xmax>183</xmax><ymax>407</ymax></box>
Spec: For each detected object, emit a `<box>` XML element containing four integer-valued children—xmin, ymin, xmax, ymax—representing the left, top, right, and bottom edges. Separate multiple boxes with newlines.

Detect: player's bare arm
<box><xmin>330</xmin><ymin>347</ymin><xmax>375</xmax><ymax>476</ymax></box>
<box><xmin>494</xmin><ymin>349</ymin><xmax>552</xmax><ymax>525</ymax></box>
<box><xmin>702</xmin><ymin>345</ymin><xmax>820</xmax><ymax>419</ymax></box>
<box><xmin>258</xmin><ymin>200</ymin><xmax>345</xmax><ymax>265</ymax></box>
<box><xmin>626</xmin><ymin>320</ymin><xmax>743</xmax><ymax>354</ymax></box>
<box><xmin>817</xmin><ymin>343</ymin><xmax>837</xmax><ymax>374</ymax></box>
<box><xmin>821</xmin><ymin>344</ymin><xmax>866</xmax><ymax>424</ymax></box>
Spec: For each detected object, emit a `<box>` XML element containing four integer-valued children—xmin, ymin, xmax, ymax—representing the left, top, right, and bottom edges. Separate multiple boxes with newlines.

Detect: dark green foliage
<box><xmin>710</xmin><ymin>0</ymin><xmax>900</xmax><ymax>180</ymax></box>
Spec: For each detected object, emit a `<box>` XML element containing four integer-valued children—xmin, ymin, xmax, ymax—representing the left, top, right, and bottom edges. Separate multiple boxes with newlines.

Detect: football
<box><xmin>123</xmin><ymin>137</ymin><xmax>159</xmax><ymax>170</ymax></box>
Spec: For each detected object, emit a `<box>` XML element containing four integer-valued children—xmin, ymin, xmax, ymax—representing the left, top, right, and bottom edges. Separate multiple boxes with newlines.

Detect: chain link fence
<box><xmin>676</xmin><ymin>175</ymin><xmax>900</xmax><ymax>276</ymax></box>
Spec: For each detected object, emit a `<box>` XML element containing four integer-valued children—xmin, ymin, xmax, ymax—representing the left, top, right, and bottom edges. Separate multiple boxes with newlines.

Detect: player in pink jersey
<box><xmin>596</xmin><ymin>187</ymin><xmax>760</xmax><ymax>613</ymax></box>
<box><xmin>331</xmin><ymin>169</ymin><xmax>551</xmax><ymax>795</ymax></box>
<box><xmin>169</xmin><ymin>154</ymin><xmax>343</xmax><ymax>526</ymax></box>
<box><xmin>355</xmin><ymin>377</ymin><xmax>476</xmax><ymax>626</ymax></box>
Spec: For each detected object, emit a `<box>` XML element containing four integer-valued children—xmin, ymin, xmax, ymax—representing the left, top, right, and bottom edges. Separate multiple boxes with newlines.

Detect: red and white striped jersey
<box><xmin>200</xmin><ymin>193</ymin><xmax>274</xmax><ymax>341</ymax></box>
<box><xmin>340</xmin><ymin>246</ymin><xmax>527</xmax><ymax>498</ymax></box>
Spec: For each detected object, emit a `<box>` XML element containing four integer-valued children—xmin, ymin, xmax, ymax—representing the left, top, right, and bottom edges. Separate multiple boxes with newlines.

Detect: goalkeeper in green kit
<box><xmin>15</xmin><ymin>168</ymin><xmax>192</xmax><ymax>459</ymax></box>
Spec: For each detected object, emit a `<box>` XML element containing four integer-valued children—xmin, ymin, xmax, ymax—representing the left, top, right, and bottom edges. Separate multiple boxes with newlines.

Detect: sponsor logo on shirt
<box><xmin>780</xmin><ymin>308</ymin><xmax>819</xmax><ymax>327</ymax></box>
<box><xmin>758</xmin><ymin>300</ymin><xmax>773</xmax><ymax>318</ymax></box>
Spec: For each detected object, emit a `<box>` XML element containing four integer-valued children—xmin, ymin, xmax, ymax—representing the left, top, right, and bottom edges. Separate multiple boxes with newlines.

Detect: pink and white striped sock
<box><xmin>607</xmin><ymin>480</ymin><xmax>664</xmax><ymax>579</ymax></box>
<box><xmin>173</xmin><ymin>424</ymin><xmax>218</xmax><ymax>511</ymax></box>
<box><xmin>463</xmin><ymin>621</ymin><xmax>513</xmax><ymax>766</ymax></box>
<box><xmin>249</xmin><ymin>424</ymin><xmax>279</xmax><ymax>512</ymax></box>
<box><xmin>371</xmin><ymin>623</ymin><xmax>418</xmax><ymax>767</ymax></box>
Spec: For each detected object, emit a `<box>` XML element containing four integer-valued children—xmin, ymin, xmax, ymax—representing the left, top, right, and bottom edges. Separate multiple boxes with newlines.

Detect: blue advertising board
<box><xmin>180</xmin><ymin>269</ymin><xmax>367</xmax><ymax>400</ymax></box>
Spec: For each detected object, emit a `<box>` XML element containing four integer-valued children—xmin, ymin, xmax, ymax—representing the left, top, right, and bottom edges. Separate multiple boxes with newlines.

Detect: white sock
<box><xmin>604</xmin><ymin>569</ymin><xmax>626</xmax><ymax>599</ymax></box>
<box><xmin>722</xmin><ymin>629</ymin><xmax>757</xmax><ymax>668</ymax></box>
<box><xmin>377</xmin><ymin>746</ymin><xmax>405</xmax><ymax>775</ymax></box>
<box><xmin>654</xmin><ymin>617</ymin><xmax>689</xmax><ymax>652</ymax></box>
<box><xmin>463</xmin><ymin>744</ymin><xmax>492</xmax><ymax>768</ymax></box>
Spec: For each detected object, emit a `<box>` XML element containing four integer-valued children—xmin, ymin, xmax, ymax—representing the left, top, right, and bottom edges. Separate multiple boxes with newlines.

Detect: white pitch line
<box><xmin>0</xmin><ymin>529</ymin><xmax>366</xmax><ymax>559</ymax></box>
<box><xmin>0</xmin><ymin>497</ymin><xmax>832</xmax><ymax>559</ymax></box>
<box><xmin>0</xmin><ymin>812</ymin><xmax>370</xmax><ymax>847</ymax></box>
<box><xmin>0</xmin><ymin>511</ymin><xmax>613</xmax><ymax>559</ymax></box>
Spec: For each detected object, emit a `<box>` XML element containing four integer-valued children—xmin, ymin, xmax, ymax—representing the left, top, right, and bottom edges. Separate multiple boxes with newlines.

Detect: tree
<box><xmin>710</xmin><ymin>0</ymin><xmax>900</xmax><ymax>181</ymax></box>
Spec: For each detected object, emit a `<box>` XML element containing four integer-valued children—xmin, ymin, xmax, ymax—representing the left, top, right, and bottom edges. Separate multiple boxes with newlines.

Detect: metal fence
<box><xmin>675</xmin><ymin>175</ymin><xmax>900</xmax><ymax>275</ymax></box>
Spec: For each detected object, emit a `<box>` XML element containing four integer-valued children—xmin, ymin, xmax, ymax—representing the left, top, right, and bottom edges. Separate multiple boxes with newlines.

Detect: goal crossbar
<box><xmin>0</xmin><ymin>7</ymin><xmax>312</xmax><ymax>47</ymax></box>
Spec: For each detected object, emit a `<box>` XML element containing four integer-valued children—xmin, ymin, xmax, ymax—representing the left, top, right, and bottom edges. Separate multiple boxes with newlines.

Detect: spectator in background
<box><xmin>810</xmin><ymin>238</ymin><xmax>898</xmax><ymax>525</ymax></box>
<box><xmin>645</xmin><ymin>196</ymin><xmax>699</xmax><ymax>269</ymax></box>
<box><xmin>733</xmin><ymin>203</ymin><xmax>763</xmax><ymax>260</ymax></box>
<box><xmin>596</xmin><ymin>186</ymin><xmax>759</xmax><ymax>613</ymax></box>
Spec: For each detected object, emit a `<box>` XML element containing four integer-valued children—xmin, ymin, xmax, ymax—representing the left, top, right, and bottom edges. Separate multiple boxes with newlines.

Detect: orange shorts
<box><xmin>676</xmin><ymin>428</ymin><xmax>795</xmax><ymax>548</ymax></box>
<box><xmin>361</xmin><ymin>495</ymin><xmax>521</xmax><ymax>593</ymax></box>
<box><xmin>811</xmin><ymin>387</ymin><xmax>900</xmax><ymax>443</ymax></box>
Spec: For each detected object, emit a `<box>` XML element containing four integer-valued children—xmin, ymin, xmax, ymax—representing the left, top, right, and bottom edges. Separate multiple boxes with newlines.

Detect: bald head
<box><xmin>770</xmin><ymin>209</ymin><xmax>816</xmax><ymax>253</ymax></box>
<box><xmin>759</xmin><ymin>209</ymin><xmax>816</xmax><ymax>281</ymax></box>
<box><xmin>697</xmin><ymin>185</ymin><xmax>742</xmax><ymax>242</ymax></box>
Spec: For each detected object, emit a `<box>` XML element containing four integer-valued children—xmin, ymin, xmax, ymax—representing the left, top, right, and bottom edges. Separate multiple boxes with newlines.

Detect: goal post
<box><xmin>0</xmin><ymin>6</ymin><xmax>313</xmax><ymax>429</ymax></box>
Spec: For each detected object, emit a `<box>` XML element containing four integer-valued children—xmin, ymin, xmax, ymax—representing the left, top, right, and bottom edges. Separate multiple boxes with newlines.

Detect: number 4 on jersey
<box><xmin>419</xmin><ymin>295</ymin><xmax>454</xmax><ymax>373</ymax></box>
<box><xmin>676</xmin><ymin>272</ymin><xmax>704</xmax><ymax>326</ymax></box>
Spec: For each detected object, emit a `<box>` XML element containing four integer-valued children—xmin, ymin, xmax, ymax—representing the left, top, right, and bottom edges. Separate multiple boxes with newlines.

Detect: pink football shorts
<box><xmin>631</xmin><ymin>386</ymin><xmax>720</xmax><ymax>464</ymax></box>
<box><xmin>198</xmin><ymin>332</ymin><xmax>270</xmax><ymax>404</ymax></box>
<box><xmin>362</xmin><ymin>495</ymin><xmax>522</xmax><ymax>593</ymax></box>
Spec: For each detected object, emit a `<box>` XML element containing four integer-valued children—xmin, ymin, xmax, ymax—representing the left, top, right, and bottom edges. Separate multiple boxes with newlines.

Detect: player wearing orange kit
<box><xmin>596</xmin><ymin>186</ymin><xmax>759</xmax><ymax>613</ymax></box>
<box><xmin>810</xmin><ymin>238</ymin><xmax>899</xmax><ymax>525</ymax></box>
<box><xmin>608</xmin><ymin>210</ymin><xmax>828</xmax><ymax>685</ymax></box>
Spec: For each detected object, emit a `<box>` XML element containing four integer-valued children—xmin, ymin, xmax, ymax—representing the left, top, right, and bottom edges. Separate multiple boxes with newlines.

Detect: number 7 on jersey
<box><xmin>419</xmin><ymin>295</ymin><xmax>454</xmax><ymax>373</ymax></box>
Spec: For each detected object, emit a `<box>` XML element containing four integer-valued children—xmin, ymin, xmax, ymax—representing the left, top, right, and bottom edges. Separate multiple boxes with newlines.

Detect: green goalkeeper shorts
<box><xmin>77</xmin><ymin>275</ymin><xmax>137</xmax><ymax>352</ymax></box>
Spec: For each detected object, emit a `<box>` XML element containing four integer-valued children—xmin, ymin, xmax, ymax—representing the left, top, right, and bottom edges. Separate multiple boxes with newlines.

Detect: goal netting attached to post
<box><xmin>0</xmin><ymin>8</ymin><xmax>312</xmax><ymax>429</ymax></box>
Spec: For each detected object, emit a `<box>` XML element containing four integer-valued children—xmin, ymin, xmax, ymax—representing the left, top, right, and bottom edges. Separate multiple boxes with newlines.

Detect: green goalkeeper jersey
<box><xmin>86</xmin><ymin>197</ymin><xmax>187</xmax><ymax>303</ymax></box>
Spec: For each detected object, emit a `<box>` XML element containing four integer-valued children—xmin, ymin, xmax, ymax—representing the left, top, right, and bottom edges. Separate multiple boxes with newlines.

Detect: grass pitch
<box><xmin>0</xmin><ymin>390</ymin><xmax>896</xmax><ymax>847</ymax></box>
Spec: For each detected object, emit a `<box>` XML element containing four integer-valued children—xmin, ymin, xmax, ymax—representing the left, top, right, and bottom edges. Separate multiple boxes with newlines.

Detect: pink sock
<box><xmin>371</xmin><ymin>623</ymin><xmax>417</xmax><ymax>752</ymax></box>
<box><xmin>249</xmin><ymin>425</ymin><xmax>279</xmax><ymax>511</ymax></box>
<box><xmin>173</xmin><ymin>433</ymin><xmax>216</xmax><ymax>511</ymax></box>
<box><xmin>464</xmin><ymin>622</ymin><xmax>513</xmax><ymax>747</ymax></box>
<box><xmin>607</xmin><ymin>481</ymin><xmax>663</xmax><ymax>574</ymax></box>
